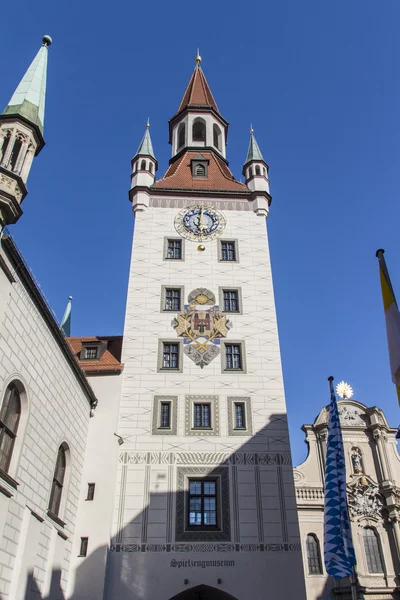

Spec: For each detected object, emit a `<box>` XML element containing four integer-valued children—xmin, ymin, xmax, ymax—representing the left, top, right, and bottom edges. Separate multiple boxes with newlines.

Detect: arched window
<box><xmin>149</xmin><ymin>163</ymin><xmax>153</xmax><ymax>174</ymax></box>
<box><xmin>248</xmin><ymin>167</ymin><xmax>253</xmax><ymax>178</ymax></box>
<box><xmin>178</xmin><ymin>123</ymin><xmax>185</xmax><ymax>149</ymax></box>
<box><xmin>263</xmin><ymin>167</ymin><xmax>266</xmax><ymax>176</ymax></box>
<box><xmin>49</xmin><ymin>445</ymin><xmax>67</xmax><ymax>516</ymax></box>
<box><xmin>0</xmin><ymin>131</ymin><xmax>11</xmax><ymax>163</ymax></box>
<box><xmin>9</xmin><ymin>136</ymin><xmax>22</xmax><ymax>172</ymax></box>
<box><xmin>133</xmin><ymin>162</ymin><xmax>137</xmax><ymax>173</ymax></box>
<box><xmin>0</xmin><ymin>383</ymin><xmax>21</xmax><ymax>472</ymax></box>
<box><xmin>363</xmin><ymin>528</ymin><xmax>384</xmax><ymax>573</ymax></box>
<box><xmin>255</xmin><ymin>165</ymin><xmax>261</xmax><ymax>176</ymax></box>
<box><xmin>195</xmin><ymin>164</ymin><xmax>206</xmax><ymax>177</ymax></box>
<box><xmin>213</xmin><ymin>124</ymin><xmax>221</xmax><ymax>150</ymax></box>
<box><xmin>306</xmin><ymin>534</ymin><xmax>323</xmax><ymax>574</ymax></box>
<box><xmin>192</xmin><ymin>118</ymin><xmax>206</xmax><ymax>142</ymax></box>
<box><xmin>140</xmin><ymin>159</ymin><xmax>146</xmax><ymax>171</ymax></box>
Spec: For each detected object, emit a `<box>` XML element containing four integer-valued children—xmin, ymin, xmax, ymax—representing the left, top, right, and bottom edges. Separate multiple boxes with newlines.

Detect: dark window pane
<box><xmin>163</xmin><ymin>344</ymin><xmax>179</xmax><ymax>369</ymax></box>
<box><xmin>193</xmin><ymin>121</ymin><xmax>206</xmax><ymax>141</ymax></box>
<box><xmin>0</xmin><ymin>384</ymin><xmax>21</xmax><ymax>472</ymax></box>
<box><xmin>87</xmin><ymin>483</ymin><xmax>95</xmax><ymax>501</ymax></box>
<box><xmin>167</xmin><ymin>240</ymin><xmax>182</xmax><ymax>259</ymax></box>
<box><xmin>364</xmin><ymin>528</ymin><xmax>384</xmax><ymax>573</ymax></box>
<box><xmin>306</xmin><ymin>535</ymin><xmax>322</xmax><ymax>575</ymax></box>
<box><xmin>49</xmin><ymin>482</ymin><xmax>63</xmax><ymax>516</ymax></box>
<box><xmin>221</xmin><ymin>242</ymin><xmax>236</xmax><ymax>261</ymax></box>
<box><xmin>223</xmin><ymin>290</ymin><xmax>238</xmax><ymax>312</ymax></box>
<box><xmin>225</xmin><ymin>344</ymin><xmax>242</xmax><ymax>370</ymax></box>
<box><xmin>49</xmin><ymin>446</ymin><xmax>67</xmax><ymax>516</ymax></box>
<box><xmin>235</xmin><ymin>403</ymin><xmax>246</xmax><ymax>429</ymax></box>
<box><xmin>80</xmin><ymin>538</ymin><xmax>88</xmax><ymax>557</ymax></box>
<box><xmin>85</xmin><ymin>347</ymin><xmax>98</xmax><ymax>359</ymax></box>
<box><xmin>187</xmin><ymin>479</ymin><xmax>218</xmax><ymax>529</ymax></box>
<box><xmin>165</xmin><ymin>289</ymin><xmax>181</xmax><ymax>311</ymax></box>
<box><xmin>160</xmin><ymin>402</ymin><xmax>171</xmax><ymax>428</ymax></box>
<box><xmin>194</xmin><ymin>404</ymin><xmax>210</xmax><ymax>428</ymax></box>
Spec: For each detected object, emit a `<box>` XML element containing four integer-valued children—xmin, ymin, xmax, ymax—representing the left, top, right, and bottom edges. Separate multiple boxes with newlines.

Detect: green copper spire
<box><xmin>135</xmin><ymin>120</ymin><xmax>155</xmax><ymax>158</ymax></box>
<box><xmin>2</xmin><ymin>35</ymin><xmax>52</xmax><ymax>135</ymax></box>
<box><xmin>245</xmin><ymin>126</ymin><xmax>264</xmax><ymax>163</ymax></box>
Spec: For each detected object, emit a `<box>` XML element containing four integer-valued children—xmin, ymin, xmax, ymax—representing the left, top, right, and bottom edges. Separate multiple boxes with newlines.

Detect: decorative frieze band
<box><xmin>110</xmin><ymin>542</ymin><xmax>301</xmax><ymax>553</ymax></box>
<box><xmin>118</xmin><ymin>451</ymin><xmax>292</xmax><ymax>466</ymax></box>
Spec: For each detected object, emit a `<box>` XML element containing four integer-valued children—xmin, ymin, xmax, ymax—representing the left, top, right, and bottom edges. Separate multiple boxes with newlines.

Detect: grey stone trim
<box><xmin>160</xmin><ymin>285</ymin><xmax>184</xmax><ymax>313</ymax></box>
<box><xmin>220</xmin><ymin>340</ymin><xmax>247</xmax><ymax>374</ymax></box>
<box><xmin>217</xmin><ymin>238</ymin><xmax>239</xmax><ymax>263</ymax></box>
<box><xmin>218</xmin><ymin>286</ymin><xmax>243</xmax><ymax>314</ymax></box>
<box><xmin>185</xmin><ymin>395</ymin><xmax>219</xmax><ymax>436</ymax></box>
<box><xmin>175</xmin><ymin>466</ymin><xmax>230</xmax><ymax>542</ymax></box>
<box><xmin>157</xmin><ymin>339</ymin><xmax>183</xmax><ymax>373</ymax></box>
<box><xmin>163</xmin><ymin>236</ymin><xmax>185</xmax><ymax>261</ymax></box>
<box><xmin>152</xmin><ymin>395</ymin><xmax>178</xmax><ymax>435</ymax></box>
<box><xmin>110</xmin><ymin>542</ymin><xmax>301</xmax><ymax>553</ymax></box>
<box><xmin>227</xmin><ymin>396</ymin><xmax>253</xmax><ymax>436</ymax></box>
<box><xmin>118</xmin><ymin>450</ymin><xmax>292</xmax><ymax>466</ymax></box>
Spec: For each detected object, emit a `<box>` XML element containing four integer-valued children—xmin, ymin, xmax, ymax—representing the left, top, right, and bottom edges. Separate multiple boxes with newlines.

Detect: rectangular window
<box><xmin>79</xmin><ymin>537</ymin><xmax>88</xmax><ymax>557</ymax></box>
<box><xmin>188</xmin><ymin>479</ymin><xmax>217</xmax><ymax>528</ymax></box>
<box><xmin>193</xmin><ymin>404</ymin><xmax>211</xmax><ymax>428</ymax></box>
<box><xmin>167</xmin><ymin>239</ymin><xmax>182</xmax><ymax>260</ymax></box>
<box><xmin>225</xmin><ymin>344</ymin><xmax>242</xmax><ymax>370</ymax></box>
<box><xmin>163</xmin><ymin>343</ymin><xmax>179</xmax><ymax>369</ymax></box>
<box><xmin>165</xmin><ymin>289</ymin><xmax>181</xmax><ymax>311</ymax></box>
<box><xmin>223</xmin><ymin>290</ymin><xmax>239</xmax><ymax>312</ymax></box>
<box><xmin>160</xmin><ymin>402</ymin><xmax>171</xmax><ymax>428</ymax></box>
<box><xmin>86</xmin><ymin>483</ymin><xmax>95</xmax><ymax>501</ymax></box>
<box><xmin>234</xmin><ymin>403</ymin><xmax>246</xmax><ymax>429</ymax></box>
<box><xmin>85</xmin><ymin>347</ymin><xmax>98</xmax><ymax>359</ymax></box>
<box><xmin>221</xmin><ymin>241</ymin><xmax>236</xmax><ymax>262</ymax></box>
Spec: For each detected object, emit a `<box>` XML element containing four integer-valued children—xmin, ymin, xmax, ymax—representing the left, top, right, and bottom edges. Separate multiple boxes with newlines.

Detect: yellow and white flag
<box><xmin>376</xmin><ymin>249</ymin><xmax>400</xmax><ymax>404</ymax></box>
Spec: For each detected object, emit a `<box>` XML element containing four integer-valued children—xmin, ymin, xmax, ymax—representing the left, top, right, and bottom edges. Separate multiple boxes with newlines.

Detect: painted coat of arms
<box><xmin>171</xmin><ymin>288</ymin><xmax>232</xmax><ymax>368</ymax></box>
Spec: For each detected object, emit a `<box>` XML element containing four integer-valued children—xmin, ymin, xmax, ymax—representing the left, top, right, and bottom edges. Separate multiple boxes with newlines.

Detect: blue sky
<box><xmin>2</xmin><ymin>0</ymin><xmax>400</xmax><ymax>465</ymax></box>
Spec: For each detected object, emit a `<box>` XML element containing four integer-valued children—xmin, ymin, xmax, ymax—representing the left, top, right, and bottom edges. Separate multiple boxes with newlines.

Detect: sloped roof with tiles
<box><xmin>152</xmin><ymin>151</ymin><xmax>249</xmax><ymax>193</ymax></box>
<box><xmin>176</xmin><ymin>65</ymin><xmax>220</xmax><ymax>115</ymax></box>
<box><xmin>67</xmin><ymin>336</ymin><xmax>124</xmax><ymax>375</ymax></box>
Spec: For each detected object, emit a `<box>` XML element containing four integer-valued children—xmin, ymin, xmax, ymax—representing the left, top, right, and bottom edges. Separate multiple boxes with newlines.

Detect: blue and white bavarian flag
<box><xmin>324</xmin><ymin>378</ymin><xmax>356</xmax><ymax>578</ymax></box>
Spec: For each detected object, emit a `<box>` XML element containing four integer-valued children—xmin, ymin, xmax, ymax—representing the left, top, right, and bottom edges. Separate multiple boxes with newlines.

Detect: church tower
<box><xmin>0</xmin><ymin>35</ymin><xmax>51</xmax><ymax>226</ymax></box>
<box><xmin>110</xmin><ymin>56</ymin><xmax>307</xmax><ymax>600</ymax></box>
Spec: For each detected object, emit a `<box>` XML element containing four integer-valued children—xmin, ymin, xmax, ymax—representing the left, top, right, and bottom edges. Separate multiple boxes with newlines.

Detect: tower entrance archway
<box><xmin>169</xmin><ymin>585</ymin><xmax>238</xmax><ymax>600</ymax></box>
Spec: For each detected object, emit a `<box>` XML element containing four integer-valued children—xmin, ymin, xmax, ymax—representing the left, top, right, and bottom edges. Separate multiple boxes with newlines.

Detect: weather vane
<box><xmin>336</xmin><ymin>381</ymin><xmax>354</xmax><ymax>399</ymax></box>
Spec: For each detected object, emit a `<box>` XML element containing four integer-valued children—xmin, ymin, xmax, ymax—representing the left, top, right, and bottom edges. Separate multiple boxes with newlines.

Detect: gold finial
<box><xmin>195</xmin><ymin>48</ymin><xmax>202</xmax><ymax>66</ymax></box>
<box><xmin>250</xmin><ymin>123</ymin><xmax>254</xmax><ymax>134</ymax></box>
<box><xmin>146</xmin><ymin>118</ymin><xmax>150</xmax><ymax>128</ymax></box>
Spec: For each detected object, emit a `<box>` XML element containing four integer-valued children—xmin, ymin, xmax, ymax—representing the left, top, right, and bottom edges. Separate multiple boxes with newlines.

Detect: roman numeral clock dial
<box><xmin>174</xmin><ymin>205</ymin><xmax>226</xmax><ymax>241</ymax></box>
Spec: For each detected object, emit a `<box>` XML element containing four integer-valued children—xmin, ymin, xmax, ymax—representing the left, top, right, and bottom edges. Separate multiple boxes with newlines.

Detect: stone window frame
<box><xmin>185</xmin><ymin>395</ymin><xmax>219</xmax><ymax>437</ymax></box>
<box><xmin>160</xmin><ymin>285</ymin><xmax>185</xmax><ymax>313</ymax></box>
<box><xmin>152</xmin><ymin>395</ymin><xmax>178</xmax><ymax>435</ymax></box>
<box><xmin>80</xmin><ymin>341</ymin><xmax>107</xmax><ymax>361</ymax></box>
<box><xmin>176</xmin><ymin>466</ymin><xmax>231</xmax><ymax>542</ymax></box>
<box><xmin>218</xmin><ymin>286</ymin><xmax>243</xmax><ymax>315</ymax></box>
<box><xmin>163</xmin><ymin>237</ymin><xmax>185</xmax><ymax>261</ymax></box>
<box><xmin>227</xmin><ymin>396</ymin><xmax>253</xmax><ymax>436</ymax></box>
<box><xmin>220</xmin><ymin>340</ymin><xmax>247</xmax><ymax>374</ymax></box>
<box><xmin>157</xmin><ymin>339</ymin><xmax>184</xmax><ymax>373</ymax></box>
<box><xmin>218</xmin><ymin>239</ymin><xmax>239</xmax><ymax>263</ymax></box>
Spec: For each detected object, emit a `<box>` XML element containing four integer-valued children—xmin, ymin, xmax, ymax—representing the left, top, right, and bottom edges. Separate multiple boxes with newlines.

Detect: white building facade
<box><xmin>295</xmin><ymin>398</ymin><xmax>400</xmax><ymax>600</ymax></box>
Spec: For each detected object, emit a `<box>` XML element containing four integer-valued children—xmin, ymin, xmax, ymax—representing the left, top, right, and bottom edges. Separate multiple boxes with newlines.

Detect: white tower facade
<box><xmin>107</xmin><ymin>58</ymin><xmax>306</xmax><ymax>600</ymax></box>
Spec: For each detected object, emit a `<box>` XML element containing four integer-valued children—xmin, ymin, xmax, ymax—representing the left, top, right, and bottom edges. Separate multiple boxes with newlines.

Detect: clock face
<box><xmin>174</xmin><ymin>206</ymin><xmax>226</xmax><ymax>242</ymax></box>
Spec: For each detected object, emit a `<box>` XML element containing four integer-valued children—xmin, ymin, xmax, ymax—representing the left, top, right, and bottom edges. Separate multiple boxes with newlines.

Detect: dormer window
<box><xmin>191</xmin><ymin>154</ymin><xmax>209</xmax><ymax>178</ymax></box>
<box><xmin>80</xmin><ymin>341</ymin><xmax>107</xmax><ymax>361</ymax></box>
<box><xmin>192</xmin><ymin>118</ymin><xmax>206</xmax><ymax>142</ymax></box>
<box><xmin>213</xmin><ymin>124</ymin><xmax>221</xmax><ymax>150</ymax></box>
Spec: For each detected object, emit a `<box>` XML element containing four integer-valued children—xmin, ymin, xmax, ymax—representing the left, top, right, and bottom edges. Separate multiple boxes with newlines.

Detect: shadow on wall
<box><xmin>19</xmin><ymin>415</ymin><xmax>305</xmax><ymax>600</ymax></box>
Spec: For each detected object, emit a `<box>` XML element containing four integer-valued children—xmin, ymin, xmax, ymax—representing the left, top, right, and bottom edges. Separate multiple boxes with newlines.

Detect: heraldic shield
<box><xmin>171</xmin><ymin>288</ymin><xmax>232</xmax><ymax>368</ymax></box>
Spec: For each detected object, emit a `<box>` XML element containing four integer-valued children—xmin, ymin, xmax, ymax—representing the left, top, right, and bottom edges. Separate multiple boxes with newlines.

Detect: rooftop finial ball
<box><xmin>42</xmin><ymin>35</ymin><xmax>52</xmax><ymax>46</ymax></box>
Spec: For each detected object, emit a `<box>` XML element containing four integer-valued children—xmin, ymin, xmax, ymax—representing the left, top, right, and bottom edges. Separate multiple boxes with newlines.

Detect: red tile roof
<box><xmin>177</xmin><ymin>66</ymin><xmax>219</xmax><ymax>114</ymax></box>
<box><xmin>67</xmin><ymin>336</ymin><xmax>123</xmax><ymax>375</ymax></box>
<box><xmin>152</xmin><ymin>151</ymin><xmax>249</xmax><ymax>193</ymax></box>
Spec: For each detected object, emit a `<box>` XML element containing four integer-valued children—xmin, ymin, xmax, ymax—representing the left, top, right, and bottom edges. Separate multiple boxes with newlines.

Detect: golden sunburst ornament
<box><xmin>336</xmin><ymin>381</ymin><xmax>354</xmax><ymax>399</ymax></box>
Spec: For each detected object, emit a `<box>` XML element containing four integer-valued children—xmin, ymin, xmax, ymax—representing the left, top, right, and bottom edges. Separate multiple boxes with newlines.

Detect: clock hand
<box><xmin>199</xmin><ymin>207</ymin><xmax>205</xmax><ymax>231</ymax></box>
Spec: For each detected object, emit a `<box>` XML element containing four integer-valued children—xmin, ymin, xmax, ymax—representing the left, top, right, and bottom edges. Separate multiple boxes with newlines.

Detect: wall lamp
<box><xmin>114</xmin><ymin>433</ymin><xmax>125</xmax><ymax>446</ymax></box>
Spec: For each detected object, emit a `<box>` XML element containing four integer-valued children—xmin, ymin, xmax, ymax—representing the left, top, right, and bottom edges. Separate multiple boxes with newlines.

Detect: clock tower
<box><xmin>109</xmin><ymin>56</ymin><xmax>307</xmax><ymax>600</ymax></box>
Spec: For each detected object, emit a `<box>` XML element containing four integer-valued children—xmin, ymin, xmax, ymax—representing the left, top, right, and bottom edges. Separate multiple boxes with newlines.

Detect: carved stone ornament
<box><xmin>347</xmin><ymin>480</ymin><xmax>384</xmax><ymax>519</ymax></box>
<box><xmin>171</xmin><ymin>293</ymin><xmax>232</xmax><ymax>368</ymax></box>
<box><xmin>338</xmin><ymin>405</ymin><xmax>365</xmax><ymax>427</ymax></box>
